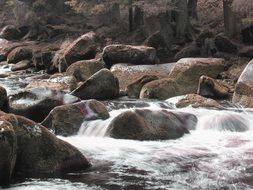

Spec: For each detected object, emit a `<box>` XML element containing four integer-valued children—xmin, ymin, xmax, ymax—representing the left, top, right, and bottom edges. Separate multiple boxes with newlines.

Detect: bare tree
<box><xmin>223</xmin><ymin>0</ymin><xmax>237</xmax><ymax>37</ymax></box>
<box><xmin>128</xmin><ymin>0</ymin><xmax>133</xmax><ymax>32</ymax></box>
<box><xmin>188</xmin><ymin>0</ymin><xmax>198</xmax><ymax>20</ymax></box>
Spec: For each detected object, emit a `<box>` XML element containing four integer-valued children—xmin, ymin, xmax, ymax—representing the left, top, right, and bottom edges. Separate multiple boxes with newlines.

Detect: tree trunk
<box><xmin>175</xmin><ymin>0</ymin><xmax>188</xmax><ymax>41</ymax></box>
<box><xmin>128</xmin><ymin>0</ymin><xmax>133</xmax><ymax>32</ymax></box>
<box><xmin>188</xmin><ymin>0</ymin><xmax>198</xmax><ymax>20</ymax></box>
<box><xmin>110</xmin><ymin>3</ymin><xmax>120</xmax><ymax>23</ymax></box>
<box><xmin>223</xmin><ymin>0</ymin><xmax>237</xmax><ymax>37</ymax></box>
<box><xmin>133</xmin><ymin>5</ymin><xmax>144</xmax><ymax>30</ymax></box>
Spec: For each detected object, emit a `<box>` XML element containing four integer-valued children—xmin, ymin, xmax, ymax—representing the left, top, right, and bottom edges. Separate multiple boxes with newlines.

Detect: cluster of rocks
<box><xmin>0</xmin><ymin>27</ymin><xmax>253</xmax><ymax>187</ymax></box>
<box><xmin>0</xmin><ymin>111</ymin><xmax>91</xmax><ymax>187</ymax></box>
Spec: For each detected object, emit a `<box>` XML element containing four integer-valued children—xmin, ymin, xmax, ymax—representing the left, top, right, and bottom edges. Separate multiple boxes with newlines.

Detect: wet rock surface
<box><xmin>8</xmin><ymin>87</ymin><xmax>79</xmax><ymax>122</ymax></box>
<box><xmin>174</xmin><ymin>94</ymin><xmax>223</xmax><ymax>109</ymax></box>
<box><xmin>0</xmin><ymin>120</ymin><xmax>17</xmax><ymax>187</ymax></box>
<box><xmin>0</xmin><ymin>85</ymin><xmax>7</xmax><ymax>110</ymax></box>
<box><xmin>107</xmin><ymin>109</ymin><xmax>197</xmax><ymax>140</ymax></box>
<box><xmin>233</xmin><ymin>59</ymin><xmax>253</xmax><ymax>107</ymax></box>
<box><xmin>42</xmin><ymin>100</ymin><xmax>109</xmax><ymax>136</ymax></box>
<box><xmin>197</xmin><ymin>75</ymin><xmax>230</xmax><ymax>99</ymax></box>
<box><xmin>0</xmin><ymin>112</ymin><xmax>91</xmax><ymax>178</ymax></box>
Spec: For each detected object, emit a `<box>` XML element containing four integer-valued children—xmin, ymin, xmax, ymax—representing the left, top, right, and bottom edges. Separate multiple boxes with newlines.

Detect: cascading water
<box><xmin>3</xmin><ymin>65</ymin><xmax>253</xmax><ymax>189</ymax></box>
<box><xmin>7</xmin><ymin>99</ymin><xmax>253</xmax><ymax>189</ymax></box>
<box><xmin>54</xmin><ymin>102</ymin><xmax>253</xmax><ymax>190</ymax></box>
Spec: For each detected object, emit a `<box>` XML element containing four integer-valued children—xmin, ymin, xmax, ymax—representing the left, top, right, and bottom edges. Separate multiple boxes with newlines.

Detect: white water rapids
<box><xmin>58</xmin><ymin>104</ymin><xmax>253</xmax><ymax>189</ymax></box>
<box><xmin>2</xmin><ymin>60</ymin><xmax>253</xmax><ymax>189</ymax></box>
<box><xmin>7</xmin><ymin>101</ymin><xmax>253</xmax><ymax>189</ymax></box>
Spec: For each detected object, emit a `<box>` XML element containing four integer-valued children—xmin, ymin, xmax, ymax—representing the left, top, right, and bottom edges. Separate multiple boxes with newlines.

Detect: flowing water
<box><xmin>2</xmin><ymin>67</ymin><xmax>253</xmax><ymax>190</ymax></box>
<box><xmin>6</xmin><ymin>100</ymin><xmax>253</xmax><ymax>190</ymax></box>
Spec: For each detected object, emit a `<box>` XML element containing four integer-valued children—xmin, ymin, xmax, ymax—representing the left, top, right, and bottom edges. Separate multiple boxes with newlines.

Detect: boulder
<box><xmin>25</xmin><ymin>74</ymin><xmax>77</xmax><ymax>92</ymax></box>
<box><xmin>66</xmin><ymin>59</ymin><xmax>105</xmax><ymax>82</ymax></box>
<box><xmin>0</xmin><ymin>25</ymin><xmax>22</xmax><ymax>41</ymax></box>
<box><xmin>102</xmin><ymin>44</ymin><xmax>158</xmax><ymax>68</ymax></box>
<box><xmin>197</xmin><ymin>75</ymin><xmax>230</xmax><ymax>99</ymax></box>
<box><xmin>144</xmin><ymin>31</ymin><xmax>171</xmax><ymax>62</ymax></box>
<box><xmin>233</xmin><ymin>59</ymin><xmax>253</xmax><ymax>107</ymax></box>
<box><xmin>41</xmin><ymin>100</ymin><xmax>109</xmax><ymax>136</ymax></box>
<box><xmin>140</xmin><ymin>78</ymin><xmax>179</xmax><ymax>100</ymax></box>
<box><xmin>241</xmin><ymin>25</ymin><xmax>253</xmax><ymax>44</ymax></box>
<box><xmin>0</xmin><ymin>112</ymin><xmax>91</xmax><ymax>177</ymax></box>
<box><xmin>202</xmin><ymin>112</ymin><xmax>249</xmax><ymax>132</ymax></box>
<box><xmin>196</xmin><ymin>29</ymin><xmax>214</xmax><ymax>48</ymax></box>
<box><xmin>11</xmin><ymin>60</ymin><xmax>33</xmax><ymax>71</ymax></box>
<box><xmin>219</xmin><ymin>60</ymin><xmax>248</xmax><ymax>82</ymax></box>
<box><xmin>169</xmin><ymin>58</ymin><xmax>226</xmax><ymax>95</ymax></box>
<box><xmin>71</xmin><ymin>69</ymin><xmax>119</xmax><ymax>100</ymax></box>
<box><xmin>7</xmin><ymin>47</ymin><xmax>33</xmax><ymax>64</ymax></box>
<box><xmin>106</xmin><ymin>109</ymin><xmax>197</xmax><ymax>140</ymax></box>
<box><xmin>8</xmin><ymin>87</ymin><xmax>79</xmax><ymax>122</ymax></box>
<box><xmin>174</xmin><ymin>43</ymin><xmax>200</xmax><ymax>61</ymax></box>
<box><xmin>33</xmin><ymin>50</ymin><xmax>56</xmax><ymax>72</ymax></box>
<box><xmin>202</xmin><ymin>37</ymin><xmax>217</xmax><ymax>56</ymax></box>
<box><xmin>175</xmin><ymin>94</ymin><xmax>223</xmax><ymax>109</ymax></box>
<box><xmin>56</xmin><ymin>32</ymin><xmax>100</xmax><ymax>71</ymax></box>
<box><xmin>127</xmin><ymin>75</ymin><xmax>159</xmax><ymax>98</ymax></box>
<box><xmin>0</xmin><ymin>39</ymin><xmax>10</xmax><ymax>62</ymax></box>
<box><xmin>214</xmin><ymin>34</ymin><xmax>238</xmax><ymax>54</ymax></box>
<box><xmin>0</xmin><ymin>120</ymin><xmax>17</xmax><ymax>187</ymax></box>
<box><xmin>0</xmin><ymin>86</ymin><xmax>7</xmax><ymax>110</ymax></box>
<box><xmin>111</xmin><ymin>63</ymin><xmax>175</xmax><ymax>90</ymax></box>
<box><xmin>239</xmin><ymin>46</ymin><xmax>253</xmax><ymax>59</ymax></box>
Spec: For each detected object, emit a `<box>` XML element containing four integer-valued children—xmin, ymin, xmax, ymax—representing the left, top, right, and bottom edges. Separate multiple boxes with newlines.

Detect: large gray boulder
<box><xmin>71</xmin><ymin>69</ymin><xmax>119</xmax><ymax>100</ymax></box>
<box><xmin>103</xmin><ymin>44</ymin><xmax>158</xmax><ymax>67</ymax></box>
<box><xmin>197</xmin><ymin>75</ymin><xmax>230</xmax><ymax>99</ymax></box>
<box><xmin>169</xmin><ymin>58</ymin><xmax>226</xmax><ymax>95</ymax></box>
<box><xmin>232</xmin><ymin>59</ymin><xmax>253</xmax><ymax>107</ymax></box>
<box><xmin>0</xmin><ymin>25</ymin><xmax>22</xmax><ymax>41</ymax></box>
<box><xmin>7</xmin><ymin>47</ymin><xmax>33</xmax><ymax>64</ymax></box>
<box><xmin>127</xmin><ymin>75</ymin><xmax>159</xmax><ymax>98</ymax></box>
<box><xmin>66</xmin><ymin>59</ymin><xmax>105</xmax><ymax>82</ymax></box>
<box><xmin>174</xmin><ymin>94</ymin><xmax>223</xmax><ymax>109</ymax></box>
<box><xmin>111</xmin><ymin>63</ymin><xmax>175</xmax><ymax>90</ymax></box>
<box><xmin>140</xmin><ymin>78</ymin><xmax>179</xmax><ymax>100</ymax></box>
<box><xmin>55</xmin><ymin>32</ymin><xmax>101</xmax><ymax>72</ymax></box>
<box><xmin>8</xmin><ymin>87</ymin><xmax>79</xmax><ymax>122</ymax></box>
<box><xmin>106</xmin><ymin>109</ymin><xmax>197</xmax><ymax>140</ymax></box>
<box><xmin>0</xmin><ymin>111</ymin><xmax>91</xmax><ymax>178</ymax></box>
<box><xmin>42</xmin><ymin>100</ymin><xmax>109</xmax><ymax>136</ymax></box>
<box><xmin>0</xmin><ymin>120</ymin><xmax>17</xmax><ymax>187</ymax></box>
<box><xmin>214</xmin><ymin>33</ymin><xmax>238</xmax><ymax>54</ymax></box>
<box><xmin>0</xmin><ymin>86</ymin><xmax>7</xmax><ymax>110</ymax></box>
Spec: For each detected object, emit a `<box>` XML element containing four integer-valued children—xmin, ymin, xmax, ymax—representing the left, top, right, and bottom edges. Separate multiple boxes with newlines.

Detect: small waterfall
<box><xmin>78</xmin><ymin>109</ymin><xmax>125</xmax><ymax>137</ymax></box>
<box><xmin>78</xmin><ymin>101</ymin><xmax>253</xmax><ymax>138</ymax></box>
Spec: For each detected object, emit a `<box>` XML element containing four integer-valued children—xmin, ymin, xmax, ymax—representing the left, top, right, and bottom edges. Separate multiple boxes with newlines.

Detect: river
<box><xmin>5</xmin><ymin>99</ymin><xmax>253</xmax><ymax>190</ymax></box>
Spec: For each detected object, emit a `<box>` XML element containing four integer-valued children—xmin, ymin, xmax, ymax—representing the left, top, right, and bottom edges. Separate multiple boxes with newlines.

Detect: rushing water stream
<box><xmin>6</xmin><ymin>101</ymin><xmax>253</xmax><ymax>190</ymax></box>
<box><xmin>2</xmin><ymin>66</ymin><xmax>253</xmax><ymax>190</ymax></box>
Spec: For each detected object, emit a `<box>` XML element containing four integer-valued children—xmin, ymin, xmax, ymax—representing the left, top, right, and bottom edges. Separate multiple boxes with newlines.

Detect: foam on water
<box><xmin>5</xmin><ymin>98</ymin><xmax>253</xmax><ymax>189</ymax></box>
<box><xmin>58</xmin><ymin>105</ymin><xmax>253</xmax><ymax>189</ymax></box>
